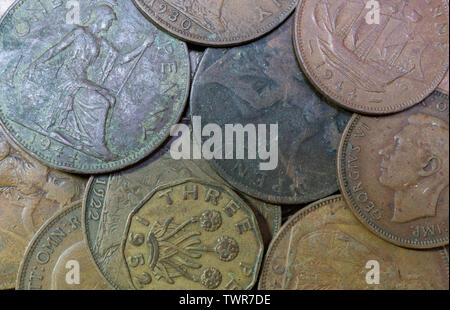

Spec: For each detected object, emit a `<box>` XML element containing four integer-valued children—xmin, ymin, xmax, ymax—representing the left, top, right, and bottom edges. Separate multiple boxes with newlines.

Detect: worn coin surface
<box><xmin>438</xmin><ymin>71</ymin><xmax>449</xmax><ymax>94</ymax></box>
<box><xmin>190</xmin><ymin>16</ymin><xmax>350</xmax><ymax>204</ymax></box>
<box><xmin>0</xmin><ymin>0</ymin><xmax>189</xmax><ymax>174</ymax></box>
<box><xmin>189</xmin><ymin>46</ymin><xmax>204</xmax><ymax>80</ymax></box>
<box><xmin>133</xmin><ymin>0</ymin><xmax>298</xmax><ymax>46</ymax></box>
<box><xmin>82</xmin><ymin>138</ymin><xmax>264</xmax><ymax>289</ymax></box>
<box><xmin>16</xmin><ymin>201</ymin><xmax>111</xmax><ymax>290</ymax></box>
<box><xmin>259</xmin><ymin>195</ymin><xmax>449</xmax><ymax>290</ymax></box>
<box><xmin>338</xmin><ymin>91</ymin><xmax>449</xmax><ymax>249</ymax></box>
<box><xmin>0</xmin><ymin>128</ymin><xmax>86</xmax><ymax>290</ymax></box>
<box><xmin>121</xmin><ymin>180</ymin><xmax>263</xmax><ymax>290</ymax></box>
<box><xmin>294</xmin><ymin>0</ymin><xmax>449</xmax><ymax>114</ymax></box>
<box><xmin>189</xmin><ymin>157</ymin><xmax>282</xmax><ymax>247</ymax></box>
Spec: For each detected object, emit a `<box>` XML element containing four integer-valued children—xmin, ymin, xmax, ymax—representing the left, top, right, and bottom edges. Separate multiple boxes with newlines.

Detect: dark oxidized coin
<box><xmin>190</xmin><ymin>16</ymin><xmax>350</xmax><ymax>204</ymax></box>
<box><xmin>0</xmin><ymin>0</ymin><xmax>189</xmax><ymax>174</ymax></box>
<box><xmin>133</xmin><ymin>0</ymin><xmax>298</xmax><ymax>47</ymax></box>
<box><xmin>337</xmin><ymin>91</ymin><xmax>449</xmax><ymax>249</ymax></box>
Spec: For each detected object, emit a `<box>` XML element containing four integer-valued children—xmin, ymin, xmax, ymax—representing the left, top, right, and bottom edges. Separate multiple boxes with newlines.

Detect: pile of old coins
<box><xmin>0</xmin><ymin>0</ymin><xmax>448</xmax><ymax>290</ymax></box>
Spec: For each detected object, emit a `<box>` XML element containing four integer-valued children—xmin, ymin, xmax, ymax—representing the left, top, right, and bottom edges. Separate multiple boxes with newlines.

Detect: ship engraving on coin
<box><xmin>122</xmin><ymin>180</ymin><xmax>263</xmax><ymax>290</ymax></box>
<box><xmin>0</xmin><ymin>128</ymin><xmax>86</xmax><ymax>289</ymax></box>
<box><xmin>259</xmin><ymin>196</ymin><xmax>449</xmax><ymax>290</ymax></box>
<box><xmin>338</xmin><ymin>91</ymin><xmax>449</xmax><ymax>248</ymax></box>
<box><xmin>133</xmin><ymin>0</ymin><xmax>298</xmax><ymax>46</ymax></box>
<box><xmin>16</xmin><ymin>202</ymin><xmax>111</xmax><ymax>290</ymax></box>
<box><xmin>0</xmin><ymin>0</ymin><xmax>189</xmax><ymax>173</ymax></box>
<box><xmin>294</xmin><ymin>0</ymin><xmax>449</xmax><ymax>114</ymax></box>
<box><xmin>190</xmin><ymin>16</ymin><xmax>350</xmax><ymax>204</ymax></box>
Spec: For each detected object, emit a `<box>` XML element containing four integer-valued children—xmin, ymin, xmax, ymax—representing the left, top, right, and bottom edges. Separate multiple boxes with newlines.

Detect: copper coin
<box><xmin>0</xmin><ymin>128</ymin><xmax>86</xmax><ymax>290</ymax></box>
<box><xmin>294</xmin><ymin>0</ymin><xmax>449</xmax><ymax>114</ymax></box>
<box><xmin>337</xmin><ymin>91</ymin><xmax>449</xmax><ymax>249</ymax></box>
<box><xmin>259</xmin><ymin>195</ymin><xmax>449</xmax><ymax>290</ymax></box>
<box><xmin>0</xmin><ymin>0</ymin><xmax>189</xmax><ymax>174</ymax></box>
<box><xmin>133</xmin><ymin>0</ymin><xmax>298</xmax><ymax>46</ymax></box>
<box><xmin>16</xmin><ymin>201</ymin><xmax>111</xmax><ymax>290</ymax></box>
<box><xmin>190</xmin><ymin>15</ymin><xmax>350</xmax><ymax>205</ymax></box>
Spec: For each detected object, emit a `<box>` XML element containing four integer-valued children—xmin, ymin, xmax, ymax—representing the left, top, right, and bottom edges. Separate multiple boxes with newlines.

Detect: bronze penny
<box><xmin>190</xmin><ymin>15</ymin><xmax>350</xmax><ymax>204</ymax></box>
<box><xmin>259</xmin><ymin>195</ymin><xmax>449</xmax><ymax>290</ymax></box>
<box><xmin>294</xmin><ymin>0</ymin><xmax>449</xmax><ymax>114</ymax></box>
<box><xmin>121</xmin><ymin>180</ymin><xmax>263</xmax><ymax>290</ymax></box>
<box><xmin>0</xmin><ymin>128</ymin><xmax>86</xmax><ymax>290</ymax></box>
<box><xmin>16</xmin><ymin>201</ymin><xmax>111</xmax><ymax>290</ymax></box>
<box><xmin>337</xmin><ymin>91</ymin><xmax>449</xmax><ymax>249</ymax></box>
<box><xmin>0</xmin><ymin>0</ymin><xmax>189</xmax><ymax>174</ymax></box>
<box><xmin>133</xmin><ymin>0</ymin><xmax>298</xmax><ymax>46</ymax></box>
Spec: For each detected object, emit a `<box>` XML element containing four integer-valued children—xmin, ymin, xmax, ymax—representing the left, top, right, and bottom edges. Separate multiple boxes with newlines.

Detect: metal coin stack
<box><xmin>0</xmin><ymin>0</ymin><xmax>448</xmax><ymax>290</ymax></box>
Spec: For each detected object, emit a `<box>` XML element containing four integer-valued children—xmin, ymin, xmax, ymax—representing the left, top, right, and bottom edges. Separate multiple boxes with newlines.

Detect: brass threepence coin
<box><xmin>16</xmin><ymin>201</ymin><xmax>111</xmax><ymax>290</ymax></box>
<box><xmin>190</xmin><ymin>16</ymin><xmax>350</xmax><ymax>204</ymax></box>
<box><xmin>0</xmin><ymin>128</ymin><xmax>86</xmax><ymax>290</ymax></box>
<box><xmin>189</xmin><ymin>157</ymin><xmax>282</xmax><ymax>247</ymax></box>
<box><xmin>338</xmin><ymin>91</ymin><xmax>449</xmax><ymax>249</ymax></box>
<box><xmin>121</xmin><ymin>180</ymin><xmax>263</xmax><ymax>290</ymax></box>
<box><xmin>133</xmin><ymin>0</ymin><xmax>298</xmax><ymax>46</ymax></box>
<box><xmin>259</xmin><ymin>195</ymin><xmax>449</xmax><ymax>290</ymax></box>
<box><xmin>83</xmin><ymin>139</ymin><xmax>264</xmax><ymax>289</ymax></box>
<box><xmin>294</xmin><ymin>0</ymin><xmax>449</xmax><ymax>114</ymax></box>
<box><xmin>0</xmin><ymin>0</ymin><xmax>189</xmax><ymax>174</ymax></box>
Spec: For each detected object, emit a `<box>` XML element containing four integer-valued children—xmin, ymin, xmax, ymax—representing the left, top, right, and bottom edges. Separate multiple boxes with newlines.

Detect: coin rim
<box><xmin>15</xmin><ymin>201</ymin><xmax>92</xmax><ymax>290</ymax></box>
<box><xmin>336</xmin><ymin>92</ymin><xmax>450</xmax><ymax>249</ymax></box>
<box><xmin>189</xmin><ymin>26</ymin><xmax>342</xmax><ymax>205</ymax></box>
<box><xmin>293</xmin><ymin>0</ymin><xmax>450</xmax><ymax>115</ymax></box>
<box><xmin>132</xmin><ymin>0</ymin><xmax>299</xmax><ymax>47</ymax></box>
<box><xmin>0</xmin><ymin>0</ymin><xmax>191</xmax><ymax>174</ymax></box>
<box><xmin>258</xmin><ymin>194</ymin><xmax>343</xmax><ymax>289</ymax></box>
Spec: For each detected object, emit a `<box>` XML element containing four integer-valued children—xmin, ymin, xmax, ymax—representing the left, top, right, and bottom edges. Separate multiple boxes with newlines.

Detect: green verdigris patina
<box><xmin>0</xmin><ymin>0</ymin><xmax>189</xmax><ymax>173</ymax></box>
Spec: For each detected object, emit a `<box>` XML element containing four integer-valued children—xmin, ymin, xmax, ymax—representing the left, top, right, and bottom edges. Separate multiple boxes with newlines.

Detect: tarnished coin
<box><xmin>133</xmin><ymin>0</ymin><xmax>298</xmax><ymax>46</ymax></box>
<box><xmin>0</xmin><ymin>0</ymin><xmax>189</xmax><ymax>174</ymax></box>
<box><xmin>16</xmin><ymin>202</ymin><xmax>111</xmax><ymax>290</ymax></box>
<box><xmin>189</xmin><ymin>47</ymin><xmax>204</xmax><ymax>80</ymax></box>
<box><xmin>190</xmin><ymin>16</ymin><xmax>350</xmax><ymax>204</ymax></box>
<box><xmin>259</xmin><ymin>195</ymin><xmax>449</xmax><ymax>290</ymax></box>
<box><xmin>438</xmin><ymin>71</ymin><xmax>449</xmax><ymax>94</ymax></box>
<box><xmin>122</xmin><ymin>180</ymin><xmax>263</xmax><ymax>290</ymax></box>
<box><xmin>82</xmin><ymin>138</ymin><xmax>264</xmax><ymax>289</ymax></box>
<box><xmin>0</xmin><ymin>128</ymin><xmax>86</xmax><ymax>290</ymax></box>
<box><xmin>294</xmin><ymin>0</ymin><xmax>449</xmax><ymax>114</ymax></box>
<box><xmin>338</xmin><ymin>91</ymin><xmax>449</xmax><ymax>249</ymax></box>
<box><xmin>189</xmin><ymin>157</ymin><xmax>282</xmax><ymax>244</ymax></box>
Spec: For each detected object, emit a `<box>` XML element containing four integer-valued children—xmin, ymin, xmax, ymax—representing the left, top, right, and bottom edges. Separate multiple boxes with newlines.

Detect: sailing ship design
<box><xmin>313</xmin><ymin>0</ymin><xmax>423</xmax><ymax>93</ymax></box>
